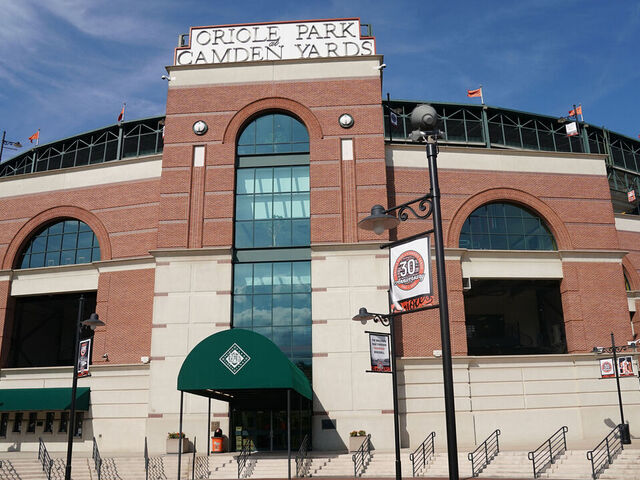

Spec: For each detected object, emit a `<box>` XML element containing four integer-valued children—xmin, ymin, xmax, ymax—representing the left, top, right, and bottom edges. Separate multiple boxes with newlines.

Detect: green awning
<box><xmin>177</xmin><ymin>329</ymin><xmax>312</xmax><ymax>402</ymax></box>
<box><xmin>0</xmin><ymin>387</ymin><xmax>90</xmax><ymax>412</ymax></box>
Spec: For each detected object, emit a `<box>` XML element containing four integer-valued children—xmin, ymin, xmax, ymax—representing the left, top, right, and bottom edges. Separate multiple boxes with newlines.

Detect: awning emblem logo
<box><xmin>220</xmin><ymin>343</ymin><xmax>250</xmax><ymax>375</ymax></box>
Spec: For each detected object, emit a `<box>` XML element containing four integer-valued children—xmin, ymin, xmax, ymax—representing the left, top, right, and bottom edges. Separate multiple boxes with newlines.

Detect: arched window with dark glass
<box><xmin>459</xmin><ymin>202</ymin><xmax>556</xmax><ymax>251</ymax></box>
<box><xmin>18</xmin><ymin>219</ymin><xmax>101</xmax><ymax>269</ymax></box>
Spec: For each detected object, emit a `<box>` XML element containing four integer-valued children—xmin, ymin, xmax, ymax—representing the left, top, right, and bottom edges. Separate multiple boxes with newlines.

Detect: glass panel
<box><xmin>238</xmin><ymin>121</ymin><xmax>256</xmax><ymax>146</ymax></box>
<box><xmin>236</xmin><ymin>169</ymin><xmax>254</xmax><ymax>194</ymax></box>
<box><xmin>273</xmin><ymin>220</ymin><xmax>292</xmax><ymax>247</ymax></box>
<box><xmin>292</xmin><ymin>262</ymin><xmax>311</xmax><ymax>292</ymax></box>
<box><xmin>273</xmin><ymin>114</ymin><xmax>291</xmax><ymax>144</ymax></box>
<box><xmin>273</xmin><ymin>263</ymin><xmax>292</xmax><ymax>293</ymax></box>
<box><xmin>64</xmin><ymin>220</ymin><xmax>79</xmax><ymax>233</ymax></box>
<box><xmin>61</xmin><ymin>251</ymin><xmax>75</xmax><ymax>265</ymax></box>
<box><xmin>253</xmin><ymin>221</ymin><xmax>272</xmax><ymax>247</ymax></box>
<box><xmin>253</xmin><ymin>294</ymin><xmax>272</xmax><ymax>326</ymax></box>
<box><xmin>272</xmin><ymin>194</ymin><xmax>291</xmax><ymax>218</ymax></box>
<box><xmin>78</xmin><ymin>232</ymin><xmax>94</xmax><ymax>249</ymax></box>
<box><xmin>45</xmin><ymin>252</ymin><xmax>59</xmax><ymax>267</ymax></box>
<box><xmin>292</xmin><ymin>219</ymin><xmax>310</xmax><ymax>246</ymax></box>
<box><xmin>272</xmin><ymin>327</ymin><xmax>292</xmax><ymax>353</ymax></box>
<box><xmin>292</xmin><ymin>119</ymin><xmax>309</xmax><ymax>142</ymax></box>
<box><xmin>31</xmin><ymin>236</ymin><xmax>46</xmax><ymax>253</ymax></box>
<box><xmin>76</xmin><ymin>249</ymin><xmax>91</xmax><ymax>263</ymax></box>
<box><xmin>30</xmin><ymin>253</ymin><xmax>45</xmax><ymax>268</ymax></box>
<box><xmin>292</xmin><ymin>167</ymin><xmax>309</xmax><ymax>192</ymax></box>
<box><xmin>272</xmin><ymin>294</ymin><xmax>292</xmax><ymax>325</ymax></box>
<box><xmin>255</xmin><ymin>169</ymin><xmax>273</xmax><ymax>194</ymax></box>
<box><xmin>47</xmin><ymin>235</ymin><xmax>62</xmax><ymax>251</ymax></box>
<box><xmin>235</xmin><ymin>221</ymin><xmax>254</xmax><ymax>248</ymax></box>
<box><xmin>254</xmin><ymin>195</ymin><xmax>272</xmax><ymax>219</ymax></box>
<box><xmin>292</xmin><ymin>326</ymin><xmax>312</xmax><ymax>353</ymax></box>
<box><xmin>233</xmin><ymin>295</ymin><xmax>253</xmax><ymax>327</ymax></box>
<box><xmin>273</xmin><ymin>167</ymin><xmax>292</xmax><ymax>193</ymax></box>
<box><xmin>236</xmin><ymin>195</ymin><xmax>254</xmax><ymax>220</ymax></box>
<box><xmin>234</xmin><ymin>264</ymin><xmax>254</xmax><ymax>294</ymax></box>
<box><xmin>291</xmin><ymin>193</ymin><xmax>309</xmax><ymax>217</ymax></box>
<box><xmin>92</xmin><ymin>247</ymin><xmax>101</xmax><ymax>262</ymax></box>
<box><xmin>255</xmin><ymin>116</ymin><xmax>274</xmax><ymax>146</ymax></box>
<box><xmin>292</xmin><ymin>294</ymin><xmax>311</xmax><ymax>325</ymax></box>
<box><xmin>253</xmin><ymin>264</ymin><xmax>272</xmax><ymax>294</ymax></box>
<box><xmin>62</xmin><ymin>234</ymin><xmax>77</xmax><ymax>250</ymax></box>
<box><xmin>48</xmin><ymin>222</ymin><xmax>64</xmax><ymax>235</ymax></box>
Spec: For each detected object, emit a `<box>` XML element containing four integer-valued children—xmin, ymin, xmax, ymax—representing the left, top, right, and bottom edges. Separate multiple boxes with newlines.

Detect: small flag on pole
<box><xmin>568</xmin><ymin>105</ymin><xmax>582</xmax><ymax>117</ymax></box>
<box><xmin>28</xmin><ymin>130</ymin><xmax>40</xmax><ymax>146</ymax></box>
<box><xmin>117</xmin><ymin>103</ymin><xmax>126</xmax><ymax>123</ymax></box>
<box><xmin>467</xmin><ymin>86</ymin><xmax>484</xmax><ymax>105</ymax></box>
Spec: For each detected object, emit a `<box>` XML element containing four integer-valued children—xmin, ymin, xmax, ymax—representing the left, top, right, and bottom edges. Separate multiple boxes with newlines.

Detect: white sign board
<box><xmin>175</xmin><ymin>19</ymin><xmax>375</xmax><ymax>66</ymax></box>
<box><xmin>369</xmin><ymin>333</ymin><xmax>391</xmax><ymax>373</ymax></box>
<box><xmin>389</xmin><ymin>236</ymin><xmax>433</xmax><ymax>313</ymax></box>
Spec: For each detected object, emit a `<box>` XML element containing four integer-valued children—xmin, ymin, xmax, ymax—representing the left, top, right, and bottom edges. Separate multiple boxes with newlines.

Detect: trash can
<box><xmin>212</xmin><ymin>436</ymin><xmax>224</xmax><ymax>453</ymax></box>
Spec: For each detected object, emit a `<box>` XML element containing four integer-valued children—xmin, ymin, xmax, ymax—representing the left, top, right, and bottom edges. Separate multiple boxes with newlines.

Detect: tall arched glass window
<box><xmin>459</xmin><ymin>202</ymin><xmax>556</xmax><ymax>251</ymax></box>
<box><xmin>232</xmin><ymin>112</ymin><xmax>312</xmax><ymax>450</ymax></box>
<box><xmin>18</xmin><ymin>219</ymin><xmax>100</xmax><ymax>269</ymax></box>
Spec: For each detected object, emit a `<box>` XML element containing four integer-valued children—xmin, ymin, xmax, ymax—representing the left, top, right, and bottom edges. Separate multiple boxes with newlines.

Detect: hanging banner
<box><xmin>78</xmin><ymin>339</ymin><xmax>91</xmax><ymax>378</ymax></box>
<box><xmin>628</xmin><ymin>190</ymin><xmax>636</xmax><ymax>203</ymax></box>
<box><xmin>599</xmin><ymin>356</ymin><xmax>635</xmax><ymax>378</ymax></box>
<box><xmin>369</xmin><ymin>333</ymin><xmax>391</xmax><ymax>373</ymax></box>
<box><xmin>565</xmin><ymin>122</ymin><xmax>578</xmax><ymax>136</ymax></box>
<box><xmin>389</xmin><ymin>236</ymin><xmax>433</xmax><ymax>313</ymax></box>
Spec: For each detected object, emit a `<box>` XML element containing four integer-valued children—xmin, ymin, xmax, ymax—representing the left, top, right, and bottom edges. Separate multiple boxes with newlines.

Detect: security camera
<box><xmin>628</xmin><ymin>340</ymin><xmax>639</xmax><ymax>347</ymax></box>
<box><xmin>376</xmin><ymin>64</ymin><xmax>387</xmax><ymax>70</ymax></box>
<box><xmin>161</xmin><ymin>75</ymin><xmax>174</xmax><ymax>81</ymax></box>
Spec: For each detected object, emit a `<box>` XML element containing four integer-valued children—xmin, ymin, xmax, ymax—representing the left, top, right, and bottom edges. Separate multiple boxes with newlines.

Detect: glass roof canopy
<box><xmin>2</xmin><ymin>102</ymin><xmax>639</xmax><ymax>213</ymax></box>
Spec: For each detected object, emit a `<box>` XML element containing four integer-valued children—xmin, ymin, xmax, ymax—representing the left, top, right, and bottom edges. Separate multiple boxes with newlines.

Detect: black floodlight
<box><xmin>358</xmin><ymin>204</ymin><xmax>400</xmax><ymax>235</ymax></box>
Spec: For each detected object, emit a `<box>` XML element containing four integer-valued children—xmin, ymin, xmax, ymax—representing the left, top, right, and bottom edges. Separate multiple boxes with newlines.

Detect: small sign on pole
<box><xmin>368</xmin><ymin>333</ymin><xmax>391</xmax><ymax>373</ymax></box>
<box><xmin>599</xmin><ymin>356</ymin><xmax>635</xmax><ymax>378</ymax></box>
<box><xmin>628</xmin><ymin>190</ymin><xmax>636</xmax><ymax>203</ymax></box>
<box><xmin>389</xmin><ymin>236</ymin><xmax>433</xmax><ymax>313</ymax></box>
<box><xmin>77</xmin><ymin>339</ymin><xmax>91</xmax><ymax>377</ymax></box>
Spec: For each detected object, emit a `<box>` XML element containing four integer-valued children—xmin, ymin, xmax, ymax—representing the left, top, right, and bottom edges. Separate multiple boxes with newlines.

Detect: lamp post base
<box><xmin>619</xmin><ymin>423</ymin><xmax>631</xmax><ymax>445</ymax></box>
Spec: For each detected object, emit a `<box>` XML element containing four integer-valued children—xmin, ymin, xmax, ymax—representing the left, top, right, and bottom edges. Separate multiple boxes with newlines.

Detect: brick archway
<box><xmin>2</xmin><ymin>206</ymin><xmax>112</xmax><ymax>270</ymax></box>
<box><xmin>446</xmin><ymin>188</ymin><xmax>572</xmax><ymax>250</ymax></box>
<box><xmin>222</xmin><ymin>97</ymin><xmax>323</xmax><ymax>145</ymax></box>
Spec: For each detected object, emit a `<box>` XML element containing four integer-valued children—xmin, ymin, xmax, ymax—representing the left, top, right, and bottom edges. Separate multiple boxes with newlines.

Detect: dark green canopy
<box><xmin>0</xmin><ymin>387</ymin><xmax>90</xmax><ymax>412</ymax></box>
<box><xmin>177</xmin><ymin>329</ymin><xmax>312</xmax><ymax>403</ymax></box>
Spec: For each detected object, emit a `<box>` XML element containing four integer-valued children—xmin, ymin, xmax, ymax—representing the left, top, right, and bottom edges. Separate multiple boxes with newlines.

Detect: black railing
<box><xmin>468</xmin><ymin>429</ymin><xmax>500</xmax><ymax>477</ymax></box>
<box><xmin>295</xmin><ymin>434</ymin><xmax>310</xmax><ymax>477</ymax></box>
<box><xmin>409</xmin><ymin>432</ymin><xmax>436</xmax><ymax>477</ymax></box>
<box><xmin>586</xmin><ymin>425</ymin><xmax>623</xmax><ymax>480</ymax></box>
<box><xmin>38</xmin><ymin>437</ymin><xmax>54</xmax><ymax>480</ymax></box>
<box><xmin>92</xmin><ymin>436</ymin><xmax>103</xmax><ymax>480</ymax></box>
<box><xmin>351</xmin><ymin>434</ymin><xmax>371</xmax><ymax>477</ymax></box>
<box><xmin>527</xmin><ymin>426</ymin><xmax>568</xmax><ymax>478</ymax></box>
<box><xmin>144</xmin><ymin>436</ymin><xmax>149</xmax><ymax>480</ymax></box>
<box><xmin>237</xmin><ymin>439</ymin><xmax>252</xmax><ymax>479</ymax></box>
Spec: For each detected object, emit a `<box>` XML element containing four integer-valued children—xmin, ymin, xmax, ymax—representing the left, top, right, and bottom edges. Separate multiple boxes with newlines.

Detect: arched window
<box><xmin>459</xmin><ymin>202</ymin><xmax>556</xmax><ymax>251</ymax></box>
<box><xmin>18</xmin><ymin>219</ymin><xmax>101</xmax><ymax>269</ymax></box>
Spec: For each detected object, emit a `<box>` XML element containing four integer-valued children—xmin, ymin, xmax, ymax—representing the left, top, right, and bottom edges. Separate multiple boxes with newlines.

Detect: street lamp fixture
<box><xmin>0</xmin><ymin>130</ymin><xmax>23</xmax><ymax>163</ymax></box>
<box><xmin>356</xmin><ymin>104</ymin><xmax>460</xmax><ymax>480</ymax></box>
<box><xmin>65</xmin><ymin>296</ymin><xmax>103</xmax><ymax>480</ymax></box>
<box><xmin>592</xmin><ymin>333</ymin><xmax>632</xmax><ymax>445</ymax></box>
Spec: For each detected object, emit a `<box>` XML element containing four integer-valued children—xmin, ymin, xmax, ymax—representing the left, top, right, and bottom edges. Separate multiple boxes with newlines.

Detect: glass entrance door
<box><xmin>231</xmin><ymin>406</ymin><xmax>310</xmax><ymax>451</ymax></box>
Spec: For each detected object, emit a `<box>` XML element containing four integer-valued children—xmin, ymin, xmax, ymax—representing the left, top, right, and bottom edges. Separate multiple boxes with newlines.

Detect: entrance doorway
<box><xmin>231</xmin><ymin>405</ymin><xmax>310</xmax><ymax>451</ymax></box>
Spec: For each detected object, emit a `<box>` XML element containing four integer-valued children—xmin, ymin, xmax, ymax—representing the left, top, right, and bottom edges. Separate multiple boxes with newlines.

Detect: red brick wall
<box><xmin>390</xmin><ymin>161</ymin><xmax>629</xmax><ymax>355</ymax></box>
<box><xmin>161</xmin><ymin>77</ymin><xmax>387</xmax><ymax>248</ymax></box>
<box><xmin>0</xmin><ymin>175</ymin><xmax>160</xmax><ymax>366</ymax></box>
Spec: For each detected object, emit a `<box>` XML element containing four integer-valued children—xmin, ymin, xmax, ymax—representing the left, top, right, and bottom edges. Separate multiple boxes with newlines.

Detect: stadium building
<box><xmin>0</xmin><ymin>18</ymin><xmax>639</xmax><ymax>456</ymax></box>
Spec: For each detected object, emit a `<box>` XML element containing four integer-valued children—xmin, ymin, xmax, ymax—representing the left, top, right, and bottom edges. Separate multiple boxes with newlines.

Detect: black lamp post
<box><xmin>65</xmin><ymin>295</ymin><xmax>103</xmax><ymax>480</ymax></box>
<box><xmin>352</xmin><ymin>307</ymin><xmax>402</xmax><ymax>480</ymax></box>
<box><xmin>357</xmin><ymin>104</ymin><xmax>459</xmax><ymax>480</ymax></box>
<box><xmin>0</xmin><ymin>130</ymin><xmax>23</xmax><ymax>163</ymax></box>
<box><xmin>592</xmin><ymin>332</ymin><xmax>632</xmax><ymax>445</ymax></box>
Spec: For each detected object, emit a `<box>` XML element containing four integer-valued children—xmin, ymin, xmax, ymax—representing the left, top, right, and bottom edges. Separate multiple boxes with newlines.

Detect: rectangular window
<box><xmin>74</xmin><ymin>412</ymin><xmax>84</xmax><ymax>437</ymax></box>
<box><xmin>59</xmin><ymin>412</ymin><xmax>68</xmax><ymax>433</ymax></box>
<box><xmin>27</xmin><ymin>412</ymin><xmax>37</xmax><ymax>433</ymax></box>
<box><xmin>0</xmin><ymin>413</ymin><xmax>8</xmax><ymax>437</ymax></box>
<box><xmin>44</xmin><ymin>412</ymin><xmax>54</xmax><ymax>433</ymax></box>
<box><xmin>13</xmin><ymin>413</ymin><xmax>22</xmax><ymax>433</ymax></box>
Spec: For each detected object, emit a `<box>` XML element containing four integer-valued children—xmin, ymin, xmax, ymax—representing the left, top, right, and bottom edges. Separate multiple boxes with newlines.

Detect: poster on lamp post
<box><xmin>599</xmin><ymin>356</ymin><xmax>635</xmax><ymax>378</ymax></box>
<box><xmin>389</xmin><ymin>236</ymin><xmax>433</xmax><ymax>313</ymax></box>
<box><xmin>77</xmin><ymin>339</ymin><xmax>91</xmax><ymax>377</ymax></box>
<box><xmin>369</xmin><ymin>333</ymin><xmax>391</xmax><ymax>373</ymax></box>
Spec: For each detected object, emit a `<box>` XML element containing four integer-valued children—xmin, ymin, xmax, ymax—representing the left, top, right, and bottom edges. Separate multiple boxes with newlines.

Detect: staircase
<box><xmin>478</xmin><ymin>451</ymin><xmax>533</xmax><ymax>478</ymax></box>
<box><xmin>421</xmin><ymin>452</ymin><xmax>474</xmax><ymax>478</ymax></box>
<box><xmin>541</xmin><ymin>450</ymin><xmax>594</xmax><ymax>479</ymax></box>
<box><xmin>600</xmin><ymin>449</ymin><xmax>640</xmax><ymax>480</ymax></box>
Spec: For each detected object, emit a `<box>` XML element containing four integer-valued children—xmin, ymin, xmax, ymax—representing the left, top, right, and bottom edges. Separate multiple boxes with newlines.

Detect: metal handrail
<box><xmin>38</xmin><ymin>437</ymin><xmax>54</xmax><ymax>480</ymax></box>
<box><xmin>527</xmin><ymin>426</ymin><xmax>568</xmax><ymax>478</ymax></box>
<box><xmin>295</xmin><ymin>434</ymin><xmax>310</xmax><ymax>477</ymax></box>
<box><xmin>586</xmin><ymin>425</ymin><xmax>623</xmax><ymax>480</ymax></box>
<box><xmin>351</xmin><ymin>434</ymin><xmax>371</xmax><ymax>477</ymax></box>
<box><xmin>192</xmin><ymin>437</ymin><xmax>197</xmax><ymax>480</ymax></box>
<box><xmin>237</xmin><ymin>439</ymin><xmax>252</xmax><ymax>479</ymax></box>
<box><xmin>468</xmin><ymin>429</ymin><xmax>500</xmax><ymax>477</ymax></box>
<box><xmin>144</xmin><ymin>437</ymin><xmax>149</xmax><ymax>480</ymax></box>
<box><xmin>92</xmin><ymin>436</ymin><xmax>103</xmax><ymax>480</ymax></box>
<box><xmin>409</xmin><ymin>432</ymin><xmax>436</xmax><ymax>477</ymax></box>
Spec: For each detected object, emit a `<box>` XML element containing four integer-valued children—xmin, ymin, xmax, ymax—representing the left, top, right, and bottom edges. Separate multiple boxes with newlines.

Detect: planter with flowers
<box><xmin>349</xmin><ymin>430</ymin><xmax>367</xmax><ymax>452</ymax></box>
<box><xmin>166</xmin><ymin>432</ymin><xmax>190</xmax><ymax>453</ymax></box>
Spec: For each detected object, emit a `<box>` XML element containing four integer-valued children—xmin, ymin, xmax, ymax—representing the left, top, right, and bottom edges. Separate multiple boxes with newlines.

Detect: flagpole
<box><xmin>36</xmin><ymin>129</ymin><xmax>40</xmax><ymax>147</ymax></box>
<box><xmin>480</xmin><ymin>84</ymin><xmax>484</xmax><ymax>105</ymax></box>
<box><xmin>123</xmin><ymin>103</ymin><xmax>126</xmax><ymax>123</ymax></box>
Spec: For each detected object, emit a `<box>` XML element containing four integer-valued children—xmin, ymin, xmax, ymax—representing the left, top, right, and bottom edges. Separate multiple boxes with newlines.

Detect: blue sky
<box><xmin>1</xmin><ymin>0</ymin><xmax>639</xmax><ymax>159</ymax></box>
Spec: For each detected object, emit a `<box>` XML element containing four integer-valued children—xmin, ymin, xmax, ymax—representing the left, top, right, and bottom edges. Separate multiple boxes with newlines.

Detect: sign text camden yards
<box><xmin>389</xmin><ymin>236</ymin><xmax>433</xmax><ymax>313</ymax></box>
<box><xmin>175</xmin><ymin>19</ymin><xmax>375</xmax><ymax>66</ymax></box>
